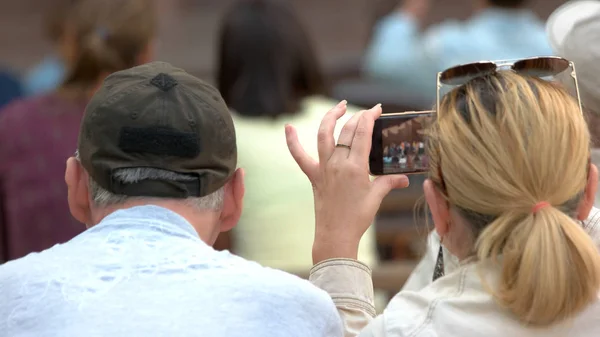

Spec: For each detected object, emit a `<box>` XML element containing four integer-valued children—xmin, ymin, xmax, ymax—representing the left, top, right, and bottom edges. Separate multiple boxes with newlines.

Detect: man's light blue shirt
<box><xmin>364</xmin><ymin>8</ymin><xmax>554</xmax><ymax>98</ymax></box>
<box><xmin>0</xmin><ymin>206</ymin><xmax>342</xmax><ymax>337</ymax></box>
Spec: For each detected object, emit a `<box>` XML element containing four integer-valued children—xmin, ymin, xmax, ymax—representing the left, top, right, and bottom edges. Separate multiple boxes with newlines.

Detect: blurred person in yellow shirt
<box><xmin>217</xmin><ymin>0</ymin><xmax>378</xmax><ymax>272</ymax></box>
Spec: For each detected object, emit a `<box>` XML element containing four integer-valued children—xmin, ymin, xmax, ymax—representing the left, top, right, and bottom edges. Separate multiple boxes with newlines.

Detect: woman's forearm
<box><xmin>312</xmin><ymin>234</ymin><xmax>360</xmax><ymax>264</ymax></box>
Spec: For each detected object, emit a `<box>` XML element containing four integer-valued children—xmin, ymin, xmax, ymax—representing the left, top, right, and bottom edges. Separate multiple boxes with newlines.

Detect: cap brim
<box><xmin>547</xmin><ymin>1</ymin><xmax>600</xmax><ymax>54</ymax></box>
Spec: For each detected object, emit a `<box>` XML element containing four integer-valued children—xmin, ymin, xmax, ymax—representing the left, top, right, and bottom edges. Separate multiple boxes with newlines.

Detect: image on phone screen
<box><xmin>369</xmin><ymin>111</ymin><xmax>433</xmax><ymax>175</ymax></box>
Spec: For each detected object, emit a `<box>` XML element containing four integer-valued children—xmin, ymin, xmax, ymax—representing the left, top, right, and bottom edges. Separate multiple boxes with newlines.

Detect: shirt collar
<box><xmin>97</xmin><ymin>205</ymin><xmax>200</xmax><ymax>239</ymax></box>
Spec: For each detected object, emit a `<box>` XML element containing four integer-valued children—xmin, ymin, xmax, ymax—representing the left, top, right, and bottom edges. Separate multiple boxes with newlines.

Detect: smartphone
<box><xmin>369</xmin><ymin>111</ymin><xmax>434</xmax><ymax>175</ymax></box>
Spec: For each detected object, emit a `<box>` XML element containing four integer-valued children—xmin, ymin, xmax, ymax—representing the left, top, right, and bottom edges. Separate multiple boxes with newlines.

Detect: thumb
<box><xmin>371</xmin><ymin>174</ymin><xmax>410</xmax><ymax>201</ymax></box>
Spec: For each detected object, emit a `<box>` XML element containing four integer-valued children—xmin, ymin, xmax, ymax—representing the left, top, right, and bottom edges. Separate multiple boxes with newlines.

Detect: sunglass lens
<box><xmin>439</xmin><ymin>62</ymin><xmax>496</xmax><ymax>86</ymax></box>
<box><xmin>512</xmin><ymin>57</ymin><xmax>570</xmax><ymax>78</ymax></box>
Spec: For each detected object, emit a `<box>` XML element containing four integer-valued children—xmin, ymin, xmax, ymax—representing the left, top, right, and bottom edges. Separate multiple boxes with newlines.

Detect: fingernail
<box><xmin>375</xmin><ymin>103</ymin><xmax>382</xmax><ymax>108</ymax></box>
<box><xmin>339</xmin><ymin>100</ymin><xmax>347</xmax><ymax>106</ymax></box>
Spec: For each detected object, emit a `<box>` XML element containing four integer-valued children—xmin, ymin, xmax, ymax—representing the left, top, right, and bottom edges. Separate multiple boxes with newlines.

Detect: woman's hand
<box><xmin>285</xmin><ymin>101</ymin><xmax>410</xmax><ymax>264</ymax></box>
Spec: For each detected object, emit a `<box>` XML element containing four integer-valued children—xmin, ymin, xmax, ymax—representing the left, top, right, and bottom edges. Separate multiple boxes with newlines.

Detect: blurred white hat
<box><xmin>547</xmin><ymin>0</ymin><xmax>600</xmax><ymax>114</ymax></box>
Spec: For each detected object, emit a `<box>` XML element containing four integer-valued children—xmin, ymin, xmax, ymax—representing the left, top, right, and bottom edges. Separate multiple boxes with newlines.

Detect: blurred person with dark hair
<box><xmin>364</xmin><ymin>0</ymin><xmax>552</xmax><ymax>97</ymax></box>
<box><xmin>0</xmin><ymin>0</ymin><xmax>157</xmax><ymax>262</ymax></box>
<box><xmin>217</xmin><ymin>0</ymin><xmax>378</xmax><ymax>273</ymax></box>
<box><xmin>23</xmin><ymin>0</ymin><xmax>80</xmax><ymax>96</ymax></box>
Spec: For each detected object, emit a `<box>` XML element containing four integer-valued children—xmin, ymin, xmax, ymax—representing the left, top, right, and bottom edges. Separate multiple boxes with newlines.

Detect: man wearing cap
<box><xmin>0</xmin><ymin>62</ymin><xmax>342</xmax><ymax>336</ymax></box>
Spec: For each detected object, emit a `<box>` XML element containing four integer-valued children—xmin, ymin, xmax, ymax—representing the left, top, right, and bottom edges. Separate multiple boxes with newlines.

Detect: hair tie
<box><xmin>532</xmin><ymin>201</ymin><xmax>551</xmax><ymax>214</ymax></box>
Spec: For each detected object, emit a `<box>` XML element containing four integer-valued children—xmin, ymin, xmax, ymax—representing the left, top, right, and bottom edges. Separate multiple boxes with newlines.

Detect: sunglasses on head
<box><xmin>436</xmin><ymin>56</ymin><xmax>583</xmax><ymax>117</ymax></box>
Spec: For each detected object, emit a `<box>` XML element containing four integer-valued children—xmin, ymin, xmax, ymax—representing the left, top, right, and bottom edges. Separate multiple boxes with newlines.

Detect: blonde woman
<box><xmin>288</xmin><ymin>71</ymin><xmax>600</xmax><ymax>336</ymax></box>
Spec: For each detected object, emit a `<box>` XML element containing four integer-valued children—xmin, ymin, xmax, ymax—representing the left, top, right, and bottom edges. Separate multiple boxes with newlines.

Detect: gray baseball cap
<box><xmin>547</xmin><ymin>0</ymin><xmax>600</xmax><ymax>114</ymax></box>
<box><xmin>78</xmin><ymin>62</ymin><xmax>237</xmax><ymax>199</ymax></box>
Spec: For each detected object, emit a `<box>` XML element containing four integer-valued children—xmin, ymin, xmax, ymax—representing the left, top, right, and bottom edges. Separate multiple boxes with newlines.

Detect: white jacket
<box><xmin>309</xmin><ymin>207</ymin><xmax>600</xmax><ymax>337</ymax></box>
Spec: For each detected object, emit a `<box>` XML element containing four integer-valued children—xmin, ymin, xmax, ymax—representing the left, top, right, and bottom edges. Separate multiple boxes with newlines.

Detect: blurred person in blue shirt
<box><xmin>23</xmin><ymin>0</ymin><xmax>78</xmax><ymax>96</ymax></box>
<box><xmin>24</xmin><ymin>56</ymin><xmax>66</xmax><ymax>96</ymax></box>
<box><xmin>364</xmin><ymin>0</ymin><xmax>553</xmax><ymax>97</ymax></box>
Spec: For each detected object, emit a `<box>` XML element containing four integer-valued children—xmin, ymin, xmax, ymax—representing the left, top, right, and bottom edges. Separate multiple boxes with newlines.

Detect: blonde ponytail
<box><xmin>428</xmin><ymin>71</ymin><xmax>600</xmax><ymax>326</ymax></box>
<box><xmin>477</xmin><ymin>206</ymin><xmax>600</xmax><ymax>325</ymax></box>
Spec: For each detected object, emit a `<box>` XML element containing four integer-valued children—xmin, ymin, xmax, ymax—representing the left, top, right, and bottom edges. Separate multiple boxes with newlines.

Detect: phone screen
<box><xmin>369</xmin><ymin>111</ymin><xmax>433</xmax><ymax>175</ymax></box>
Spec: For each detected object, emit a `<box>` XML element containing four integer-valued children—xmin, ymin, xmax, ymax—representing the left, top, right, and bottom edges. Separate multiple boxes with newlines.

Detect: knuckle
<box><xmin>343</xmin><ymin>163</ymin><xmax>363</xmax><ymax>177</ymax></box>
<box><xmin>329</xmin><ymin>164</ymin><xmax>342</xmax><ymax>175</ymax></box>
<box><xmin>354</xmin><ymin>126</ymin><xmax>368</xmax><ymax>138</ymax></box>
<box><xmin>349</xmin><ymin>164</ymin><xmax>364</xmax><ymax>175</ymax></box>
<box><xmin>329</xmin><ymin>106</ymin><xmax>341</xmax><ymax>114</ymax></box>
<box><xmin>342</xmin><ymin>120</ymin><xmax>358</xmax><ymax>132</ymax></box>
<box><xmin>384</xmin><ymin>177</ymin><xmax>395</xmax><ymax>189</ymax></box>
<box><xmin>317</xmin><ymin>129</ymin><xmax>328</xmax><ymax>144</ymax></box>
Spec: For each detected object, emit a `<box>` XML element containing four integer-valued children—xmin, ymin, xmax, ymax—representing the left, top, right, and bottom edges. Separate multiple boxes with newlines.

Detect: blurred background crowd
<box><xmin>0</xmin><ymin>0</ymin><xmax>586</xmax><ymax>308</ymax></box>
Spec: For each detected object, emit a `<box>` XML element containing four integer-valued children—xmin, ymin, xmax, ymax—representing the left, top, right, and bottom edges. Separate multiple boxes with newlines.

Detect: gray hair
<box><xmin>75</xmin><ymin>153</ymin><xmax>224</xmax><ymax>210</ymax></box>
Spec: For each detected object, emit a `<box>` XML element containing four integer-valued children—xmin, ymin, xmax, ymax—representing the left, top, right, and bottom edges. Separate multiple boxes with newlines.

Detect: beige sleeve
<box><xmin>309</xmin><ymin>258</ymin><xmax>386</xmax><ymax>337</ymax></box>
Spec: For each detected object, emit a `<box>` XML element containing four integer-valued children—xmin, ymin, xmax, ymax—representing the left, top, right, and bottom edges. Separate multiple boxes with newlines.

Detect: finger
<box><xmin>318</xmin><ymin>100</ymin><xmax>348</xmax><ymax>164</ymax></box>
<box><xmin>286</xmin><ymin>124</ymin><xmax>318</xmax><ymax>180</ymax></box>
<box><xmin>371</xmin><ymin>174</ymin><xmax>410</xmax><ymax>201</ymax></box>
<box><xmin>330</xmin><ymin>109</ymin><xmax>364</xmax><ymax>161</ymax></box>
<box><xmin>349</xmin><ymin>104</ymin><xmax>382</xmax><ymax>164</ymax></box>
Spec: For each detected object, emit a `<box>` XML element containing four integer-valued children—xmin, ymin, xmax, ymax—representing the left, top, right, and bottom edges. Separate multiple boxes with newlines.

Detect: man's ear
<box><xmin>423</xmin><ymin>179</ymin><xmax>451</xmax><ymax>238</ymax></box>
<box><xmin>218</xmin><ymin>169</ymin><xmax>245</xmax><ymax>232</ymax></box>
<box><xmin>577</xmin><ymin>163</ymin><xmax>598</xmax><ymax>221</ymax></box>
<box><xmin>65</xmin><ymin>157</ymin><xmax>93</xmax><ymax>225</ymax></box>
